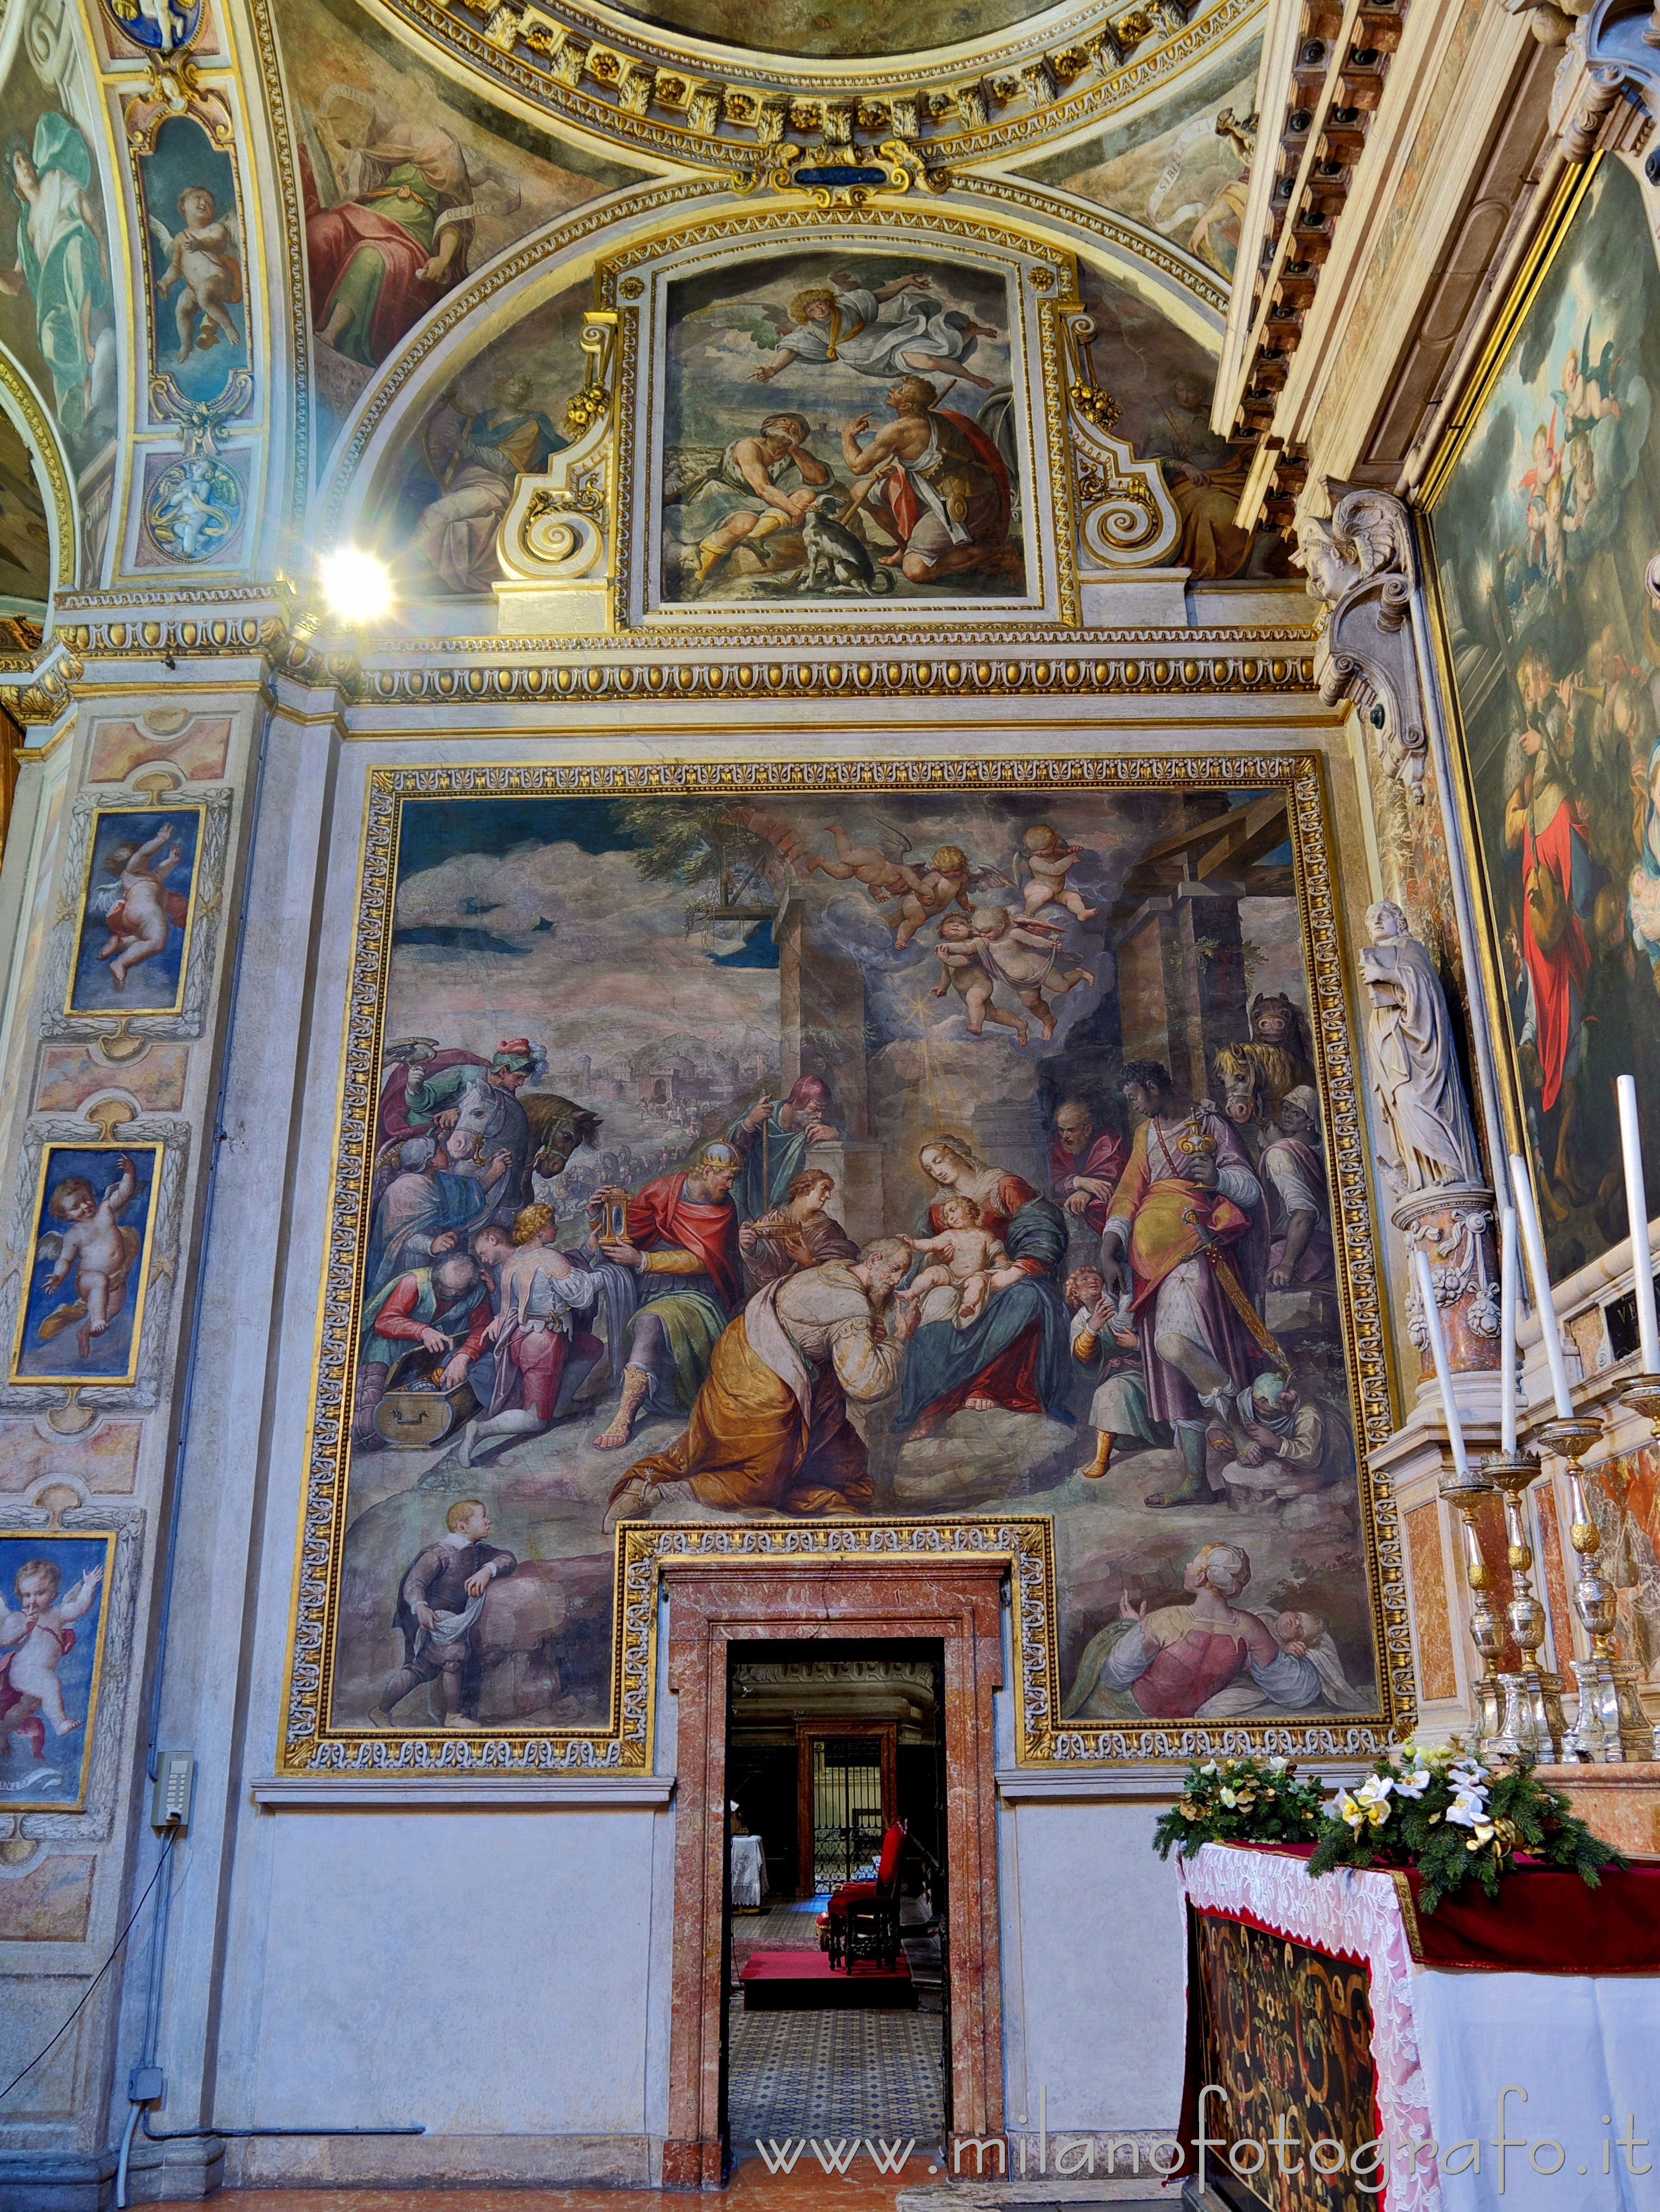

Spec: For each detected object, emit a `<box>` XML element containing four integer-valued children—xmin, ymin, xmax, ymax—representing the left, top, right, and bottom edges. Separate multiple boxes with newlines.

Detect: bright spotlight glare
<box><xmin>320</xmin><ymin>548</ymin><xmax>393</xmax><ymax>624</ymax></box>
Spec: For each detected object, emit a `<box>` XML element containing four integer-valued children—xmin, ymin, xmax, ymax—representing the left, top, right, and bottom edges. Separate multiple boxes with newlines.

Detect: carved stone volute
<box><xmin>1298</xmin><ymin>481</ymin><xmax>1430</xmax><ymax>799</ymax></box>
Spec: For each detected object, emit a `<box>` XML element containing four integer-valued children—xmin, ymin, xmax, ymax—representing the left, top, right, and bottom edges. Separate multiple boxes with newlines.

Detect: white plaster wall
<box><xmin>999</xmin><ymin>1798</ymin><xmax>1186</xmax><ymax>2134</ymax></box>
<box><xmin>249</xmin><ymin>1810</ymin><xmax>661</xmax><ymax>2135</ymax></box>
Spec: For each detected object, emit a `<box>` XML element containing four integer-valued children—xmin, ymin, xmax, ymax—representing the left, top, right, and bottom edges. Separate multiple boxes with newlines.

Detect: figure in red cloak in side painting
<box><xmin>1504</xmin><ymin>645</ymin><xmax>1600</xmax><ymax>1205</ymax></box>
<box><xmin>838</xmin><ymin>376</ymin><xmax>1023</xmax><ymax>589</ymax></box>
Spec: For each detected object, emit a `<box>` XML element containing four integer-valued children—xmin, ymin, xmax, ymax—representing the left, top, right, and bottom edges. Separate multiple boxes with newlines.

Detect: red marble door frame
<box><xmin>661</xmin><ymin>1559</ymin><xmax>1007</xmax><ymax>2188</ymax></box>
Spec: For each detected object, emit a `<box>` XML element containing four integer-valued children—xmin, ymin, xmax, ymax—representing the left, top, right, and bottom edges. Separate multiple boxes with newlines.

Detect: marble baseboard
<box><xmin>222</xmin><ymin>2132</ymin><xmax>658</xmax><ymax>2189</ymax></box>
<box><xmin>0</xmin><ymin>2149</ymin><xmax>115</xmax><ymax>2212</ymax></box>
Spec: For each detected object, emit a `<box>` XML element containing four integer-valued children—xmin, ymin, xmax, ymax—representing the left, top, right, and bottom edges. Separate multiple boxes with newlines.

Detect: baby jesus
<box><xmin>0</xmin><ymin>1557</ymin><xmax>104</xmax><ymax>1755</ymax></box>
<box><xmin>40</xmin><ymin>1155</ymin><xmax>142</xmax><ymax>1362</ymax></box>
<box><xmin>896</xmin><ymin>1195</ymin><xmax>1025</xmax><ymax>1328</ymax></box>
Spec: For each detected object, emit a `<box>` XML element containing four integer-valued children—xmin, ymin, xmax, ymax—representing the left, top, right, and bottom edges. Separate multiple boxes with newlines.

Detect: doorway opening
<box><xmin>724</xmin><ymin>1638</ymin><xmax>948</xmax><ymax>2163</ymax></box>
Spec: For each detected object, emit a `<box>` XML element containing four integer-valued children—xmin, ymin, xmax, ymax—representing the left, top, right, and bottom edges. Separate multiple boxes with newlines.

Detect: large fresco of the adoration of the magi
<box><xmin>1430</xmin><ymin>156</ymin><xmax>1660</xmax><ymax>1280</ymax></box>
<box><xmin>660</xmin><ymin>251</ymin><xmax>1027</xmax><ymax>606</ymax></box>
<box><xmin>297</xmin><ymin>767</ymin><xmax>1393</xmax><ymax>1759</ymax></box>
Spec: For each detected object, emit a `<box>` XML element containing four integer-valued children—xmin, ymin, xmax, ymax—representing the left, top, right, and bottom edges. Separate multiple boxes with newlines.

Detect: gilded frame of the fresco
<box><xmin>277</xmin><ymin>752</ymin><xmax>1409</xmax><ymax>1779</ymax></box>
<box><xmin>1418</xmin><ymin>153</ymin><xmax>1617</xmax><ymax>1227</ymax></box>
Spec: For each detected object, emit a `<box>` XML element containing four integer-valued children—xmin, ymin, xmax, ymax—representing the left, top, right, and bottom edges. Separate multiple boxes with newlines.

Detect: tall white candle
<box><xmin>1414</xmin><ymin>1246</ymin><xmax>1471</xmax><ymax>1483</ymax></box>
<box><xmin>1500</xmin><ymin>1205</ymin><xmax>1518</xmax><ymax>1457</ymax></box>
<box><xmin>1510</xmin><ymin>1152</ymin><xmax>1574</xmax><ymax>1419</ymax></box>
<box><xmin>1616</xmin><ymin>1074</ymin><xmax>1660</xmax><ymax>1375</ymax></box>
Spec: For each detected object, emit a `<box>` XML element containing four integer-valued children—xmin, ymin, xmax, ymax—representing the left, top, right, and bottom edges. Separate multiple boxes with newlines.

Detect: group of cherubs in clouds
<box><xmin>799</xmin><ymin>819</ymin><xmax>1097</xmax><ymax>1047</ymax></box>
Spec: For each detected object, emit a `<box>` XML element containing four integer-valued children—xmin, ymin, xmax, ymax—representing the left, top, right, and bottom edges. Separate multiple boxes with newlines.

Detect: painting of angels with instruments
<box><xmin>301</xmin><ymin>770</ymin><xmax>1388</xmax><ymax>1752</ymax></box>
<box><xmin>660</xmin><ymin>250</ymin><xmax>1027</xmax><ymax>604</ymax></box>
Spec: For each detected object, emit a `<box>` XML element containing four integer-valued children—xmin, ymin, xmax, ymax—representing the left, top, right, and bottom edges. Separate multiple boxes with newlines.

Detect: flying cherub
<box><xmin>805</xmin><ymin>822</ymin><xmax>922</xmax><ymax>901</ymax></box>
<box><xmin>971</xmin><ymin>905</ymin><xmax>1093</xmax><ymax>1042</ymax></box>
<box><xmin>149</xmin><ymin>188</ymin><xmax>242</xmax><ymax>363</ymax></box>
<box><xmin>877</xmin><ymin>844</ymin><xmax>973</xmax><ymax>950</ymax></box>
<box><xmin>1015</xmin><ymin>823</ymin><xmax>1097</xmax><ymax>921</ymax></box>
<box><xmin>86</xmin><ymin>821</ymin><xmax>188</xmax><ymax>989</ymax></box>
<box><xmin>1516</xmin><ymin>415</ymin><xmax>1560</xmax><ymax>574</ymax></box>
<box><xmin>36</xmin><ymin>1155</ymin><xmax>144</xmax><ymax>1362</ymax></box>
<box><xmin>1558</xmin><ymin>316</ymin><xmax>1622</xmax><ymax>433</ymax></box>
<box><xmin>931</xmin><ymin>911</ymin><xmax>1028</xmax><ymax>1045</ymax></box>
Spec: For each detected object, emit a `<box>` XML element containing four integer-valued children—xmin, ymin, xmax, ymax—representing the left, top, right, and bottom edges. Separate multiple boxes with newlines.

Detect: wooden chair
<box><xmin>825</xmin><ymin>1819</ymin><xmax>906</xmax><ymax>1972</ymax></box>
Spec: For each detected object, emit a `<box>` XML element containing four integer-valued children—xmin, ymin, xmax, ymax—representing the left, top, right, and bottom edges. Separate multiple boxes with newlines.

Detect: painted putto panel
<box><xmin>11</xmin><ymin>1145</ymin><xmax>160</xmax><ymax>1387</ymax></box>
<box><xmin>138</xmin><ymin>115</ymin><xmax>246</xmax><ymax>407</ymax></box>
<box><xmin>660</xmin><ymin>251</ymin><xmax>1025</xmax><ymax>605</ymax></box>
<box><xmin>68</xmin><ymin>807</ymin><xmax>203</xmax><ymax>1015</ymax></box>
<box><xmin>284</xmin><ymin>764</ymin><xmax>1398</xmax><ymax>1769</ymax></box>
<box><xmin>1429</xmin><ymin>157</ymin><xmax>1660</xmax><ymax>1278</ymax></box>
<box><xmin>0</xmin><ymin>1531</ymin><xmax>113</xmax><ymax>1809</ymax></box>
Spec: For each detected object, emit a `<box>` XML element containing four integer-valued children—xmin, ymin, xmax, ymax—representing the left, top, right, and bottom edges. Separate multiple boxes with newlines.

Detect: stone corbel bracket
<box><xmin>1547</xmin><ymin>3</ymin><xmax>1660</xmax><ymax>160</ymax></box>
<box><xmin>494</xmin><ymin>313</ymin><xmax>617</xmax><ymax>637</ymax></box>
<box><xmin>1297</xmin><ymin>481</ymin><xmax>1429</xmax><ymax>799</ymax></box>
<box><xmin>1063</xmin><ymin>310</ymin><xmax>1181</xmax><ymax>574</ymax></box>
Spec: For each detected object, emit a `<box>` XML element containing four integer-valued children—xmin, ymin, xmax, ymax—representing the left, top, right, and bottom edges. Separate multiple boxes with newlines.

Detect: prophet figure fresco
<box><xmin>0</xmin><ymin>110</ymin><xmax>117</xmax><ymax>469</ymax></box>
<box><xmin>283</xmin><ymin>0</ymin><xmax>642</xmax><ymax>423</ymax></box>
<box><xmin>661</xmin><ymin>251</ymin><xmax>1026</xmax><ymax>603</ymax></box>
<box><xmin>370</xmin><ymin>288</ymin><xmax>589</xmax><ymax>599</ymax></box>
<box><xmin>319</xmin><ymin>783</ymin><xmax>1382</xmax><ymax>1739</ymax></box>
<box><xmin>1018</xmin><ymin>44</ymin><xmax>1260</xmax><ymax>282</ymax></box>
<box><xmin>1430</xmin><ymin>158</ymin><xmax>1660</xmax><ymax>1275</ymax></box>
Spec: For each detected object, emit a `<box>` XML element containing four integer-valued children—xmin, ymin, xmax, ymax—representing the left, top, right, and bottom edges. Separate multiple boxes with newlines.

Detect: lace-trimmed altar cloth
<box><xmin>1178</xmin><ymin>1842</ymin><xmax>1660</xmax><ymax>2212</ymax></box>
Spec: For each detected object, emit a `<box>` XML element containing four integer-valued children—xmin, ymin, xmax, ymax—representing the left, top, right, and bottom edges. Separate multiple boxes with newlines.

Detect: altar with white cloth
<box><xmin>1176</xmin><ymin>1841</ymin><xmax>1660</xmax><ymax>2212</ymax></box>
<box><xmin>729</xmin><ymin>1833</ymin><xmax>768</xmax><ymax>1910</ymax></box>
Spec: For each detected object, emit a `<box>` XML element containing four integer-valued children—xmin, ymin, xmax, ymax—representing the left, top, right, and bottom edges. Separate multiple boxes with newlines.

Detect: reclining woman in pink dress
<box><xmin>1061</xmin><ymin>1543</ymin><xmax>1324</xmax><ymax>1721</ymax></box>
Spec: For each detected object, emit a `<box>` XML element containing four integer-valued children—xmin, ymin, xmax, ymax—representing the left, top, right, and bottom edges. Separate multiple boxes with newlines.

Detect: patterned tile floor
<box><xmin>733</xmin><ymin>1896</ymin><xmax>830</xmax><ymax>1946</ymax></box>
<box><xmin>728</xmin><ymin>2008</ymin><xmax>947</xmax><ymax>2149</ymax></box>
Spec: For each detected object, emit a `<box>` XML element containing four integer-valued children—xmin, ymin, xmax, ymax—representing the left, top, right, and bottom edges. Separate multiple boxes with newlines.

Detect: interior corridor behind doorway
<box><xmin>723</xmin><ymin>1640</ymin><xmax>948</xmax><ymax>2158</ymax></box>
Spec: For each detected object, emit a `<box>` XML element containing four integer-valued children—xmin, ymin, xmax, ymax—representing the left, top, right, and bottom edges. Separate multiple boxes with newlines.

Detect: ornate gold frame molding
<box><xmin>356</xmin><ymin>0</ymin><xmax>1260</xmax><ymax>171</ymax></box>
<box><xmin>276</xmin><ymin>749</ymin><xmax>1408</xmax><ymax>1779</ymax></box>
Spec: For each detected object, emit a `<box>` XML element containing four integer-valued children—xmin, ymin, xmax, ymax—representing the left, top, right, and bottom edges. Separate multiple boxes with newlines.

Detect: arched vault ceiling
<box><xmin>611</xmin><ymin>0</ymin><xmax>1060</xmax><ymax>63</ymax></box>
<box><xmin>341</xmin><ymin>0</ymin><xmax>1261</xmax><ymax>169</ymax></box>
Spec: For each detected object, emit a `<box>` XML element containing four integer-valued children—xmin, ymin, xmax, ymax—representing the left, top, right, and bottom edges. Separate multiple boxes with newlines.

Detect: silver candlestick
<box><xmin>1436</xmin><ymin>1453</ymin><xmax>1503</xmax><ymax>1752</ymax></box>
<box><xmin>1552</xmin><ymin>1396</ymin><xmax>1654</xmax><ymax>1762</ymax></box>
<box><xmin>1482</xmin><ymin>1448</ymin><xmax>1566</xmax><ymax>1761</ymax></box>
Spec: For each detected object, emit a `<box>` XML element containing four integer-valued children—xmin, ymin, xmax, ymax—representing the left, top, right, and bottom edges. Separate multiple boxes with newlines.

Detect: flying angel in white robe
<box><xmin>692</xmin><ymin>273</ymin><xmax>1002</xmax><ymax>392</ymax></box>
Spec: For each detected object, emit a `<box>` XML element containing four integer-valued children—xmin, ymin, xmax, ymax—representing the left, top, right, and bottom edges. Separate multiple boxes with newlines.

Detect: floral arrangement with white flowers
<box><xmin>1306</xmin><ymin>1740</ymin><xmax>1623</xmax><ymax>1912</ymax></box>
<box><xmin>1153</xmin><ymin>1755</ymin><xmax>1328</xmax><ymax>1861</ymax></box>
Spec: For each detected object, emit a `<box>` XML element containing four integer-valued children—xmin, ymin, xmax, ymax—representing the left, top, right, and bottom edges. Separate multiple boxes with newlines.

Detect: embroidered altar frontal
<box><xmin>1184</xmin><ymin>1908</ymin><xmax>1381</xmax><ymax>2212</ymax></box>
<box><xmin>280</xmin><ymin>755</ymin><xmax>1406</xmax><ymax>1775</ymax></box>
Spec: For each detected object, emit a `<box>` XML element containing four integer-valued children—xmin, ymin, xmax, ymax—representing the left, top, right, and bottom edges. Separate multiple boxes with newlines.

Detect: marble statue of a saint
<box><xmin>1360</xmin><ymin>901</ymin><xmax>1483</xmax><ymax>1194</ymax></box>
